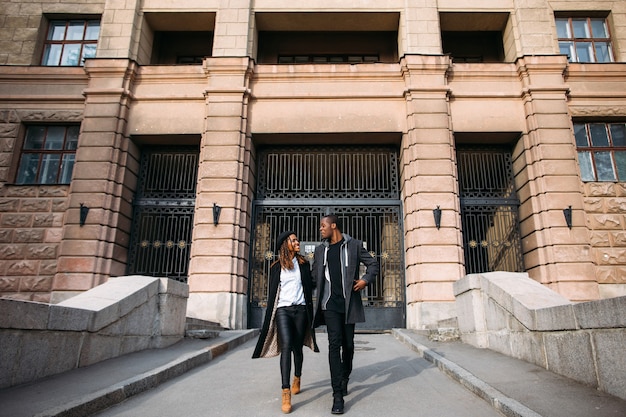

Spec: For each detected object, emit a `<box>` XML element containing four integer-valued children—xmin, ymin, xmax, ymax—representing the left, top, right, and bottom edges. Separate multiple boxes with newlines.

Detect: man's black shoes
<box><xmin>331</xmin><ymin>395</ymin><xmax>344</xmax><ymax>414</ymax></box>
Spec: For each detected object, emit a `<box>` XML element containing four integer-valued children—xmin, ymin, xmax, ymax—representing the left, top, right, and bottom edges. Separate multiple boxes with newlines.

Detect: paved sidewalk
<box><xmin>393</xmin><ymin>329</ymin><xmax>626</xmax><ymax>417</ymax></box>
<box><xmin>0</xmin><ymin>330</ymin><xmax>258</xmax><ymax>417</ymax></box>
<box><xmin>92</xmin><ymin>331</ymin><xmax>504</xmax><ymax>417</ymax></box>
<box><xmin>0</xmin><ymin>328</ymin><xmax>624</xmax><ymax>417</ymax></box>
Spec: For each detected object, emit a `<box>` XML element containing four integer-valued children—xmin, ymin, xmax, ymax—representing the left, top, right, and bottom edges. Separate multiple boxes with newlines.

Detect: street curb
<box><xmin>35</xmin><ymin>329</ymin><xmax>259</xmax><ymax>417</ymax></box>
<box><xmin>392</xmin><ymin>329</ymin><xmax>543</xmax><ymax>417</ymax></box>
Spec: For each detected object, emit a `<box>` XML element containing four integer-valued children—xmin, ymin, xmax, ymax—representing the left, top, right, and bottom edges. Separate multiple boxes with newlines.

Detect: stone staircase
<box><xmin>427</xmin><ymin>317</ymin><xmax>461</xmax><ymax>342</ymax></box>
<box><xmin>185</xmin><ymin>317</ymin><xmax>223</xmax><ymax>339</ymax></box>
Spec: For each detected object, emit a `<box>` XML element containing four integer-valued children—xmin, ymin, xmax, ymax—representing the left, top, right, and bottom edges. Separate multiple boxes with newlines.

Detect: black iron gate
<box><xmin>249</xmin><ymin>146</ymin><xmax>405</xmax><ymax>330</ymax></box>
<box><xmin>457</xmin><ymin>145</ymin><xmax>524</xmax><ymax>274</ymax></box>
<box><xmin>127</xmin><ymin>146</ymin><xmax>199</xmax><ymax>282</ymax></box>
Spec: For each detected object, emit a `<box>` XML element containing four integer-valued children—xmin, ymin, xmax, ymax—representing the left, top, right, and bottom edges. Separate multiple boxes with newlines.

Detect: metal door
<box><xmin>457</xmin><ymin>145</ymin><xmax>524</xmax><ymax>274</ymax></box>
<box><xmin>249</xmin><ymin>146</ymin><xmax>405</xmax><ymax>330</ymax></box>
<box><xmin>127</xmin><ymin>146</ymin><xmax>199</xmax><ymax>282</ymax></box>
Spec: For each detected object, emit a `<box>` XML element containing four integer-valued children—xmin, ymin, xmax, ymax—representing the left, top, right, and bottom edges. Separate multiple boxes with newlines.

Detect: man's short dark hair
<box><xmin>324</xmin><ymin>213</ymin><xmax>342</xmax><ymax>232</ymax></box>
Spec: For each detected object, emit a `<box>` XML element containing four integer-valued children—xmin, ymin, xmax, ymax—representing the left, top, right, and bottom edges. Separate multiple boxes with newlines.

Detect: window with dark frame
<box><xmin>16</xmin><ymin>125</ymin><xmax>79</xmax><ymax>185</ymax></box>
<box><xmin>277</xmin><ymin>55</ymin><xmax>379</xmax><ymax>64</ymax></box>
<box><xmin>556</xmin><ymin>16</ymin><xmax>613</xmax><ymax>63</ymax></box>
<box><xmin>575</xmin><ymin>122</ymin><xmax>626</xmax><ymax>182</ymax></box>
<box><xmin>41</xmin><ymin>19</ymin><xmax>100</xmax><ymax>66</ymax></box>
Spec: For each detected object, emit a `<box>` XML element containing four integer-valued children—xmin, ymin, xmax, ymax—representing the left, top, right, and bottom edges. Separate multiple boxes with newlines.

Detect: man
<box><xmin>312</xmin><ymin>214</ymin><xmax>379</xmax><ymax>414</ymax></box>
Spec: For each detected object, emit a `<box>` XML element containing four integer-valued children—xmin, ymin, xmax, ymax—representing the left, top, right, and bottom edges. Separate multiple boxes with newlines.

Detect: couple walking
<box><xmin>252</xmin><ymin>214</ymin><xmax>379</xmax><ymax>414</ymax></box>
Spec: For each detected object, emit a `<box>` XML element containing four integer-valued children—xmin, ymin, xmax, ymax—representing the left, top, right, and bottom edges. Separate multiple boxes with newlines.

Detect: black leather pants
<box><xmin>276</xmin><ymin>305</ymin><xmax>308</xmax><ymax>389</ymax></box>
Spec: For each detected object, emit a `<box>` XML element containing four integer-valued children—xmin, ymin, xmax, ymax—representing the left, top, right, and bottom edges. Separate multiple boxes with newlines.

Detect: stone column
<box><xmin>186</xmin><ymin>57</ymin><xmax>254</xmax><ymax>329</ymax></box>
<box><xmin>52</xmin><ymin>59</ymin><xmax>139</xmax><ymax>303</ymax></box>
<box><xmin>212</xmin><ymin>0</ymin><xmax>252</xmax><ymax>57</ymax></box>
<box><xmin>400</xmin><ymin>54</ymin><xmax>464</xmax><ymax>329</ymax></box>
<box><xmin>97</xmin><ymin>0</ymin><xmax>142</xmax><ymax>60</ymax></box>
<box><xmin>515</xmin><ymin>55</ymin><xmax>598</xmax><ymax>301</ymax></box>
<box><xmin>402</xmin><ymin>0</ymin><xmax>441</xmax><ymax>55</ymax></box>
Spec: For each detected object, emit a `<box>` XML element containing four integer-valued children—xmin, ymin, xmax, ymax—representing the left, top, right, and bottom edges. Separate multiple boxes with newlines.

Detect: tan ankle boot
<box><xmin>292</xmin><ymin>376</ymin><xmax>301</xmax><ymax>395</ymax></box>
<box><xmin>281</xmin><ymin>388</ymin><xmax>292</xmax><ymax>413</ymax></box>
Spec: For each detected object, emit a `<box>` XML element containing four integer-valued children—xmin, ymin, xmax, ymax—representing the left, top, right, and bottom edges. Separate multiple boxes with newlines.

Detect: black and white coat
<box><xmin>252</xmin><ymin>259</ymin><xmax>319</xmax><ymax>358</ymax></box>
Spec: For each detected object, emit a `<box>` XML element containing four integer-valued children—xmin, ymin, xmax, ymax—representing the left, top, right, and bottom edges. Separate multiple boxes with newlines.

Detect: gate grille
<box><xmin>127</xmin><ymin>147</ymin><xmax>199</xmax><ymax>282</ymax></box>
<box><xmin>457</xmin><ymin>146</ymin><xmax>524</xmax><ymax>274</ymax></box>
<box><xmin>257</xmin><ymin>146</ymin><xmax>399</xmax><ymax>199</ymax></box>
<box><xmin>250</xmin><ymin>145</ymin><xmax>404</xmax><ymax>329</ymax></box>
<box><xmin>251</xmin><ymin>205</ymin><xmax>403</xmax><ymax>308</ymax></box>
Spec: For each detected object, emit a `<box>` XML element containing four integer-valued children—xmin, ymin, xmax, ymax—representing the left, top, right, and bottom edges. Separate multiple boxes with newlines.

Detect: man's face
<box><xmin>319</xmin><ymin>218</ymin><xmax>334</xmax><ymax>239</ymax></box>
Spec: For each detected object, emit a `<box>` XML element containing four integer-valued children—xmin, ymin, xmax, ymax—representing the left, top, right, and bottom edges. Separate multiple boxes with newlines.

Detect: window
<box><xmin>151</xmin><ymin>31</ymin><xmax>213</xmax><ymax>65</ymax></box>
<box><xmin>556</xmin><ymin>17</ymin><xmax>613</xmax><ymax>63</ymax></box>
<box><xmin>41</xmin><ymin>19</ymin><xmax>100</xmax><ymax>66</ymax></box>
<box><xmin>575</xmin><ymin>122</ymin><xmax>626</xmax><ymax>182</ymax></box>
<box><xmin>439</xmin><ymin>12</ymin><xmax>510</xmax><ymax>63</ymax></box>
<box><xmin>277</xmin><ymin>55</ymin><xmax>379</xmax><ymax>64</ymax></box>
<box><xmin>257</xmin><ymin>31</ymin><xmax>398</xmax><ymax>64</ymax></box>
<box><xmin>16</xmin><ymin>125</ymin><xmax>79</xmax><ymax>184</ymax></box>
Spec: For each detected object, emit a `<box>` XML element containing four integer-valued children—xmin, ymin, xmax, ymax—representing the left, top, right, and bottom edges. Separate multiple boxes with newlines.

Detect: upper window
<box><xmin>277</xmin><ymin>55</ymin><xmax>379</xmax><ymax>64</ymax></box>
<box><xmin>41</xmin><ymin>19</ymin><xmax>100</xmax><ymax>66</ymax></box>
<box><xmin>556</xmin><ymin>17</ymin><xmax>613</xmax><ymax>63</ymax></box>
<box><xmin>575</xmin><ymin>122</ymin><xmax>626</xmax><ymax>182</ymax></box>
<box><xmin>257</xmin><ymin>31</ymin><xmax>398</xmax><ymax>64</ymax></box>
<box><xmin>16</xmin><ymin>125</ymin><xmax>79</xmax><ymax>184</ymax></box>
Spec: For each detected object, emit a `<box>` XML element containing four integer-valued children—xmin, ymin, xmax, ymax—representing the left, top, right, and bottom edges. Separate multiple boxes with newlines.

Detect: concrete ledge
<box><xmin>0</xmin><ymin>276</ymin><xmax>189</xmax><ymax>389</ymax></box>
<box><xmin>454</xmin><ymin>272</ymin><xmax>626</xmax><ymax>401</ymax></box>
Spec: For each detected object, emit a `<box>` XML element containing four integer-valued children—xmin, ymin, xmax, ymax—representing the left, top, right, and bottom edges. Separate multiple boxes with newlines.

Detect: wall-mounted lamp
<box><xmin>563</xmin><ymin>205</ymin><xmax>572</xmax><ymax>229</ymax></box>
<box><xmin>433</xmin><ymin>206</ymin><xmax>442</xmax><ymax>230</ymax></box>
<box><xmin>213</xmin><ymin>203</ymin><xmax>222</xmax><ymax>226</ymax></box>
<box><xmin>79</xmin><ymin>203</ymin><xmax>89</xmax><ymax>227</ymax></box>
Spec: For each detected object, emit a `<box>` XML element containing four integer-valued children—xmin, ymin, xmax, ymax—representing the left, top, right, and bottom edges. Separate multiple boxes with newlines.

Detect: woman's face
<box><xmin>287</xmin><ymin>234</ymin><xmax>300</xmax><ymax>252</ymax></box>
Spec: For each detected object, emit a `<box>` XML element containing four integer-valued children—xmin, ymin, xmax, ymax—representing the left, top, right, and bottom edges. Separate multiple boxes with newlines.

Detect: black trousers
<box><xmin>323</xmin><ymin>309</ymin><xmax>355</xmax><ymax>396</ymax></box>
<box><xmin>276</xmin><ymin>305</ymin><xmax>308</xmax><ymax>389</ymax></box>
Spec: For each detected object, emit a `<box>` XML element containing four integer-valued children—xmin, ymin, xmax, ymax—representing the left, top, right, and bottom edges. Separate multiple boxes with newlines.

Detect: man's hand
<box><xmin>353</xmin><ymin>279</ymin><xmax>367</xmax><ymax>291</ymax></box>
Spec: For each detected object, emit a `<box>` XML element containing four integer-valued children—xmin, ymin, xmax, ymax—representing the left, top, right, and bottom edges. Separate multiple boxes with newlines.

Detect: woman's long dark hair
<box><xmin>277</xmin><ymin>237</ymin><xmax>307</xmax><ymax>270</ymax></box>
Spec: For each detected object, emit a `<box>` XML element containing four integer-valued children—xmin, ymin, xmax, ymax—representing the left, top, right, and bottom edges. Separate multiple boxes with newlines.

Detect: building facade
<box><xmin>1</xmin><ymin>0</ymin><xmax>625</xmax><ymax>330</ymax></box>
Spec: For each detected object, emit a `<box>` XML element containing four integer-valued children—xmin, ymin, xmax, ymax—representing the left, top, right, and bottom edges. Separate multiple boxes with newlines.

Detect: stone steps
<box><xmin>185</xmin><ymin>317</ymin><xmax>223</xmax><ymax>339</ymax></box>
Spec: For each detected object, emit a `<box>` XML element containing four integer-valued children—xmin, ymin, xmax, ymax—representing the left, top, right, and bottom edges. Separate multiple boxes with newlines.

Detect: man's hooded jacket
<box><xmin>312</xmin><ymin>233</ymin><xmax>379</xmax><ymax>326</ymax></box>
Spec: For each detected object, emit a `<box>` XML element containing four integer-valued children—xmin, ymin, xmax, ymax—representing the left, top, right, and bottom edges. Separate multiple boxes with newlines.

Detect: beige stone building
<box><xmin>1</xmin><ymin>0</ymin><xmax>625</xmax><ymax>330</ymax></box>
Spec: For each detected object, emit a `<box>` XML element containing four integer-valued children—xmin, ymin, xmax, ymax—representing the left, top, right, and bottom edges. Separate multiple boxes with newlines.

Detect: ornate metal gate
<box><xmin>127</xmin><ymin>146</ymin><xmax>199</xmax><ymax>282</ymax></box>
<box><xmin>249</xmin><ymin>146</ymin><xmax>405</xmax><ymax>330</ymax></box>
<box><xmin>457</xmin><ymin>145</ymin><xmax>524</xmax><ymax>274</ymax></box>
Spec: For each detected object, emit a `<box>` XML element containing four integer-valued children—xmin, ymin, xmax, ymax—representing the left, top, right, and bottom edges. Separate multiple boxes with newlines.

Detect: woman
<box><xmin>252</xmin><ymin>230</ymin><xmax>319</xmax><ymax>414</ymax></box>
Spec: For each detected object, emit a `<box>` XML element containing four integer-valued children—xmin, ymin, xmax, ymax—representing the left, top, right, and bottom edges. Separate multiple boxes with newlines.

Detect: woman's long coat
<box><xmin>252</xmin><ymin>259</ymin><xmax>319</xmax><ymax>358</ymax></box>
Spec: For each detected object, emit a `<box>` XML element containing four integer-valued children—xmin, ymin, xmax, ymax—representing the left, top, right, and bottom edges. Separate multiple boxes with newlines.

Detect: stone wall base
<box><xmin>454</xmin><ymin>272</ymin><xmax>626</xmax><ymax>401</ymax></box>
<box><xmin>187</xmin><ymin>292</ymin><xmax>247</xmax><ymax>330</ymax></box>
<box><xmin>0</xmin><ymin>276</ymin><xmax>188</xmax><ymax>389</ymax></box>
<box><xmin>406</xmin><ymin>300</ymin><xmax>457</xmax><ymax>330</ymax></box>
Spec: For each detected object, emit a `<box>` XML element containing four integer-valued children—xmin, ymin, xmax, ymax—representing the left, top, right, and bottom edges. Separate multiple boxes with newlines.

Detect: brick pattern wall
<box><xmin>0</xmin><ymin>110</ymin><xmax>68</xmax><ymax>302</ymax></box>
<box><xmin>584</xmin><ymin>183</ymin><xmax>626</xmax><ymax>293</ymax></box>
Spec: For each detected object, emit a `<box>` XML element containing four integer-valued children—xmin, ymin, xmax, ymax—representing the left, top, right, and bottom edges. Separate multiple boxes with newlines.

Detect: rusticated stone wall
<box><xmin>0</xmin><ymin>110</ymin><xmax>76</xmax><ymax>302</ymax></box>
<box><xmin>0</xmin><ymin>185</ymin><xmax>68</xmax><ymax>302</ymax></box>
<box><xmin>583</xmin><ymin>183</ymin><xmax>626</xmax><ymax>299</ymax></box>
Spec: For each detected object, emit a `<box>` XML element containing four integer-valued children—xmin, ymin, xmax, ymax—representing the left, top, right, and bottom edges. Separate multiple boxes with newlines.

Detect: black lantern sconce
<box><xmin>433</xmin><ymin>206</ymin><xmax>442</xmax><ymax>230</ymax></box>
<box><xmin>563</xmin><ymin>205</ymin><xmax>573</xmax><ymax>229</ymax></box>
<box><xmin>79</xmin><ymin>203</ymin><xmax>89</xmax><ymax>227</ymax></box>
<box><xmin>213</xmin><ymin>203</ymin><xmax>222</xmax><ymax>226</ymax></box>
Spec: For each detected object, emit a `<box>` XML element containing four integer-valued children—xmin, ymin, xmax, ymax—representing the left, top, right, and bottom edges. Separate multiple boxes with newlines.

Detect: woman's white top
<box><xmin>277</xmin><ymin>257</ymin><xmax>306</xmax><ymax>308</ymax></box>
